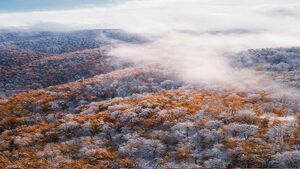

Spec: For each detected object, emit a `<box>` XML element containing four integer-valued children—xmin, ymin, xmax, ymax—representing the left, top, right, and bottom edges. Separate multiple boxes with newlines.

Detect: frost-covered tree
<box><xmin>266</xmin><ymin>124</ymin><xmax>294</xmax><ymax>143</ymax></box>
<box><xmin>235</xmin><ymin>109</ymin><xmax>257</xmax><ymax>124</ymax></box>
<box><xmin>193</xmin><ymin>129</ymin><xmax>222</xmax><ymax>149</ymax></box>
<box><xmin>226</xmin><ymin>123</ymin><xmax>257</xmax><ymax>140</ymax></box>
<box><xmin>171</xmin><ymin>122</ymin><xmax>197</xmax><ymax>138</ymax></box>
<box><xmin>204</xmin><ymin>158</ymin><xmax>227</xmax><ymax>169</ymax></box>
<box><xmin>58</xmin><ymin>121</ymin><xmax>79</xmax><ymax>132</ymax></box>
<box><xmin>119</xmin><ymin>138</ymin><xmax>166</xmax><ymax>159</ymax></box>
<box><xmin>272</xmin><ymin>151</ymin><xmax>300</xmax><ymax>168</ymax></box>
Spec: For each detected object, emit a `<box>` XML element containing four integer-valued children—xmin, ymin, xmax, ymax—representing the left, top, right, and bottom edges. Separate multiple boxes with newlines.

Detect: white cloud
<box><xmin>0</xmin><ymin>0</ymin><xmax>299</xmax><ymax>33</ymax></box>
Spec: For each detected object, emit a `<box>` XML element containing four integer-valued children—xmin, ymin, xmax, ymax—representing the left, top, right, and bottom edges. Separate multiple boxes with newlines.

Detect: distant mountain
<box><xmin>0</xmin><ymin>44</ymin><xmax>45</xmax><ymax>68</ymax></box>
<box><xmin>231</xmin><ymin>47</ymin><xmax>300</xmax><ymax>88</ymax></box>
<box><xmin>0</xmin><ymin>47</ymin><xmax>132</xmax><ymax>95</ymax></box>
<box><xmin>0</xmin><ymin>30</ymin><xmax>146</xmax><ymax>95</ymax></box>
<box><xmin>0</xmin><ymin>29</ymin><xmax>146</xmax><ymax>55</ymax></box>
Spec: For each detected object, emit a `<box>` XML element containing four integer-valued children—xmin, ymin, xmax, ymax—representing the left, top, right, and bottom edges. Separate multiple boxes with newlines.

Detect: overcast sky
<box><xmin>0</xmin><ymin>0</ymin><xmax>299</xmax><ymax>33</ymax></box>
<box><xmin>0</xmin><ymin>0</ymin><xmax>124</xmax><ymax>12</ymax></box>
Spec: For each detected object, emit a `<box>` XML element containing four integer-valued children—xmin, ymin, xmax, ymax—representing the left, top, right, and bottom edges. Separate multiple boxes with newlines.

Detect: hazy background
<box><xmin>0</xmin><ymin>0</ymin><xmax>125</xmax><ymax>12</ymax></box>
<box><xmin>0</xmin><ymin>0</ymin><xmax>299</xmax><ymax>33</ymax></box>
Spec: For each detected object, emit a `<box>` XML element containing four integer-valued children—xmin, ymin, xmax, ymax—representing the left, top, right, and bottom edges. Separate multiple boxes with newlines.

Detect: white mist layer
<box><xmin>110</xmin><ymin>31</ymin><xmax>300</xmax><ymax>101</ymax></box>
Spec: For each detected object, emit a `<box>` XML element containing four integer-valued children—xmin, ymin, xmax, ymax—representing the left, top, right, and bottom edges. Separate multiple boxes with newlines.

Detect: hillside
<box><xmin>0</xmin><ymin>44</ymin><xmax>45</xmax><ymax>69</ymax></box>
<box><xmin>0</xmin><ymin>30</ymin><xmax>299</xmax><ymax>169</ymax></box>
<box><xmin>0</xmin><ymin>30</ymin><xmax>145</xmax><ymax>55</ymax></box>
<box><xmin>0</xmin><ymin>47</ymin><xmax>131</xmax><ymax>95</ymax></box>
<box><xmin>1</xmin><ymin>88</ymin><xmax>299</xmax><ymax>168</ymax></box>
<box><xmin>231</xmin><ymin>47</ymin><xmax>300</xmax><ymax>88</ymax></box>
<box><xmin>0</xmin><ymin>30</ymin><xmax>145</xmax><ymax>95</ymax></box>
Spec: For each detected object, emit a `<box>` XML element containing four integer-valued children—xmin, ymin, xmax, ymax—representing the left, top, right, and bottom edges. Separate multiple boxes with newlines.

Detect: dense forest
<box><xmin>0</xmin><ymin>30</ymin><xmax>299</xmax><ymax>169</ymax></box>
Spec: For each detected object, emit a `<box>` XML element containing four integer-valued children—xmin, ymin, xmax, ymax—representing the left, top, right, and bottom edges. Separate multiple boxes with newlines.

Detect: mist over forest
<box><xmin>0</xmin><ymin>0</ymin><xmax>300</xmax><ymax>168</ymax></box>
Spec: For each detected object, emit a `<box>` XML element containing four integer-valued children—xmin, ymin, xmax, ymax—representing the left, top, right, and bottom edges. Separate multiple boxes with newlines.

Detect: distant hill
<box><xmin>0</xmin><ymin>29</ymin><xmax>146</xmax><ymax>55</ymax></box>
<box><xmin>0</xmin><ymin>47</ymin><xmax>133</xmax><ymax>95</ymax></box>
<box><xmin>0</xmin><ymin>30</ymin><xmax>146</xmax><ymax>95</ymax></box>
<box><xmin>231</xmin><ymin>47</ymin><xmax>300</xmax><ymax>88</ymax></box>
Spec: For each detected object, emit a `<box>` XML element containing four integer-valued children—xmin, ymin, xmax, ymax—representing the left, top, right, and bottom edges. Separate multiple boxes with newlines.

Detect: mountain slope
<box><xmin>0</xmin><ymin>30</ymin><xmax>145</xmax><ymax>55</ymax></box>
<box><xmin>0</xmin><ymin>31</ymin><xmax>299</xmax><ymax>169</ymax></box>
<box><xmin>231</xmin><ymin>47</ymin><xmax>300</xmax><ymax>88</ymax></box>
<box><xmin>0</xmin><ymin>30</ymin><xmax>146</xmax><ymax>95</ymax></box>
<box><xmin>0</xmin><ymin>47</ymin><xmax>131</xmax><ymax>95</ymax></box>
<box><xmin>0</xmin><ymin>67</ymin><xmax>181</xmax><ymax>132</ymax></box>
<box><xmin>0</xmin><ymin>89</ymin><xmax>298</xmax><ymax>168</ymax></box>
<box><xmin>0</xmin><ymin>44</ymin><xmax>45</xmax><ymax>68</ymax></box>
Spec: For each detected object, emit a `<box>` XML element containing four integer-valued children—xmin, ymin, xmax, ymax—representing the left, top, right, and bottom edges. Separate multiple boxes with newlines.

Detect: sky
<box><xmin>0</xmin><ymin>0</ymin><xmax>299</xmax><ymax>32</ymax></box>
<box><xmin>0</xmin><ymin>0</ymin><xmax>122</xmax><ymax>12</ymax></box>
